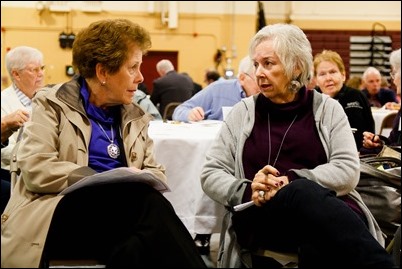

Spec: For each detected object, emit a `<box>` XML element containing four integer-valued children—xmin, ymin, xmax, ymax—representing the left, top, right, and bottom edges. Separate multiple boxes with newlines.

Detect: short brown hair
<box><xmin>72</xmin><ymin>19</ymin><xmax>151</xmax><ymax>78</ymax></box>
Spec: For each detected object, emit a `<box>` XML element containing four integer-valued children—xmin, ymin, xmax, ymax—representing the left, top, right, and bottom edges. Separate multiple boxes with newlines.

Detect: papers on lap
<box><xmin>59</xmin><ymin>167</ymin><xmax>170</xmax><ymax>195</ymax></box>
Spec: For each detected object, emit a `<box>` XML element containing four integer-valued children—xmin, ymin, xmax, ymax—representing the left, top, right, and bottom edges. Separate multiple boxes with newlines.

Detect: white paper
<box><xmin>59</xmin><ymin>167</ymin><xmax>170</xmax><ymax>195</ymax></box>
<box><xmin>233</xmin><ymin>201</ymin><xmax>255</xmax><ymax>211</ymax></box>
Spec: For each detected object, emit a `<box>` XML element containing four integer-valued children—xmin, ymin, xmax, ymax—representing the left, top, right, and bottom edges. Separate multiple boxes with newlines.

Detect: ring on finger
<box><xmin>258</xmin><ymin>190</ymin><xmax>265</xmax><ymax>198</ymax></box>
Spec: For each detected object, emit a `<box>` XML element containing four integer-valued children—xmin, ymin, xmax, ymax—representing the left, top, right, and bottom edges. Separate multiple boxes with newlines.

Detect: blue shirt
<box><xmin>172</xmin><ymin>79</ymin><xmax>245</xmax><ymax>122</ymax></box>
<box><xmin>80</xmin><ymin>80</ymin><xmax>123</xmax><ymax>172</ymax></box>
<box><xmin>361</xmin><ymin>88</ymin><xmax>398</xmax><ymax>107</ymax></box>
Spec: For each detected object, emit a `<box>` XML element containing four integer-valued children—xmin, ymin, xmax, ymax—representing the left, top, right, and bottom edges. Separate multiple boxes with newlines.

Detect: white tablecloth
<box><xmin>371</xmin><ymin>108</ymin><xmax>398</xmax><ymax>136</ymax></box>
<box><xmin>148</xmin><ymin>120</ymin><xmax>225</xmax><ymax>234</ymax></box>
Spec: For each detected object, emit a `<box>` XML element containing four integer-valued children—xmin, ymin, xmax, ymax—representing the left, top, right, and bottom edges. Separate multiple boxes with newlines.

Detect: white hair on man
<box><xmin>237</xmin><ymin>56</ymin><xmax>255</xmax><ymax>78</ymax></box>
<box><xmin>362</xmin><ymin>66</ymin><xmax>381</xmax><ymax>82</ymax></box>
<box><xmin>156</xmin><ymin>59</ymin><xmax>175</xmax><ymax>76</ymax></box>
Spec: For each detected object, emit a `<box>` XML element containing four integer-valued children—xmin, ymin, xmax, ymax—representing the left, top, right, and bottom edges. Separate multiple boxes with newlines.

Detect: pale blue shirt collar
<box><xmin>13</xmin><ymin>84</ymin><xmax>32</xmax><ymax>108</ymax></box>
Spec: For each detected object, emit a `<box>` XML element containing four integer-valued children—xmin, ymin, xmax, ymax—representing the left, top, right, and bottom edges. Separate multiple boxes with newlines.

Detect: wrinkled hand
<box><xmin>251</xmin><ymin>165</ymin><xmax>289</xmax><ymax>206</ymax></box>
<box><xmin>4</xmin><ymin>109</ymin><xmax>30</xmax><ymax>130</ymax></box>
<box><xmin>1</xmin><ymin>109</ymin><xmax>30</xmax><ymax>143</ymax></box>
<box><xmin>187</xmin><ymin>107</ymin><xmax>205</xmax><ymax>122</ymax></box>
<box><xmin>362</xmin><ymin>131</ymin><xmax>382</xmax><ymax>149</ymax></box>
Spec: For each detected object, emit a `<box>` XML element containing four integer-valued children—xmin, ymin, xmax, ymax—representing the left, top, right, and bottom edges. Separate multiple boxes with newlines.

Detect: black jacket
<box><xmin>150</xmin><ymin>71</ymin><xmax>193</xmax><ymax>116</ymax></box>
<box><xmin>316</xmin><ymin>85</ymin><xmax>375</xmax><ymax>149</ymax></box>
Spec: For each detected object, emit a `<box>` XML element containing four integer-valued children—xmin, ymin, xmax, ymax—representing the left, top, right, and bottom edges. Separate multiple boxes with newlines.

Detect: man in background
<box><xmin>361</xmin><ymin>66</ymin><xmax>398</xmax><ymax>107</ymax></box>
<box><xmin>204</xmin><ymin>70</ymin><xmax>222</xmax><ymax>86</ymax></box>
<box><xmin>181</xmin><ymin>72</ymin><xmax>202</xmax><ymax>96</ymax></box>
<box><xmin>172</xmin><ymin>56</ymin><xmax>259</xmax><ymax>122</ymax></box>
<box><xmin>150</xmin><ymin>59</ymin><xmax>193</xmax><ymax>119</ymax></box>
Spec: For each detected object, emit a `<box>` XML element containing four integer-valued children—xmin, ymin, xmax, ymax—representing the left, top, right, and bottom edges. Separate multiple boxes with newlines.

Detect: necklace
<box><xmin>267</xmin><ymin>113</ymin><xmax>298</xmax><ymax>167</ymax></box>
<box><xmin>97</xmin><ymin>121</ymin><xmax>120</xmax><ymax>159</ymax></box>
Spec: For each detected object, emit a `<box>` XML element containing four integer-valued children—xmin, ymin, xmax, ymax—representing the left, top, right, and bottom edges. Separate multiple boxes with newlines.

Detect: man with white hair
<box><xmin>172</xmin><ymin>56</ymin><xmax>260</xmax><ymax>122</ymax></box>
<box><xmin>150</xmin><ymin>59</ymin><xmax>193</xmax><ymax>118</ymax></box>
<box><xmin>361</xmin><ymin>66</ymin><xmax>398</xmax><ymax>107</ymax></box>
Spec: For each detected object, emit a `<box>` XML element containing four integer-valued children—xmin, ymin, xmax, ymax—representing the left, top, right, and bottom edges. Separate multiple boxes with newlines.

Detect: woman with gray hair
<box><xmin>201</xmin><ymin>23</ymin><xmax>394</xmax><ymax>267</ymax></box>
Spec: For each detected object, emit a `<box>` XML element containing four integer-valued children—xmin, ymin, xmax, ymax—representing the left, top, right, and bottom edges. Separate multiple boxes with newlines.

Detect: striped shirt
<box><xmin>14</xmin><ymin>84</ymin><xmax>32</xmax><ymax>109</ymax></box>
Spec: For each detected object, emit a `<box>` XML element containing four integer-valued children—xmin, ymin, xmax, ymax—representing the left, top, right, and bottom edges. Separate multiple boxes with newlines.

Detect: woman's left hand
<box><xmin>251</xmin><ymin>165</ymin><xmax>289</xmax><ymax>206</ymax></box>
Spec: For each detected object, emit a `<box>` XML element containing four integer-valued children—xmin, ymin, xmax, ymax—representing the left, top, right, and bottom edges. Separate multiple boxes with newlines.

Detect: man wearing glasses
<box><xmin>1</xmin><ymin>46</ymin><xmax>45</xmax><ymax>184</ymax></box>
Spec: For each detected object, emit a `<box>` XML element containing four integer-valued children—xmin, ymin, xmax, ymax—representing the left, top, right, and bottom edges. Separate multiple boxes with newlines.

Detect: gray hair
<box><xmin>156</xmin><ymin>59</ymin><xmax>175</xmax><ymax>73</ymax></box>
<box><xmin>248</xmin><ymin>23</ymin><xmax>312</xmax><ymax>90</ymax></box>
<box><xmin>5</xmin><ymin>46</ymin><xmax>43</xmax><ymax>81</ymax></box>
<box><xmin>362</xmin><ymin>66</ymin><xmax>381</xmax><ymax>82</ymax></box>
<box><xmin>389</xmin><ymin>48</ymin><xmax>401</xmax><ymax>76</ymax></box>
<box><xmin>237</xmin><ymin>56</ymin><xmax>254</xmax><ymax>78</ymax></box>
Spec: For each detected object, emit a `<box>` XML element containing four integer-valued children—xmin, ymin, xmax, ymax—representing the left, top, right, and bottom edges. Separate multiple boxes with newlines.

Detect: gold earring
<box><xmin>101</xmin><ymin>81</ymin><xmax>106</xmax><ymax>86</ymax></box>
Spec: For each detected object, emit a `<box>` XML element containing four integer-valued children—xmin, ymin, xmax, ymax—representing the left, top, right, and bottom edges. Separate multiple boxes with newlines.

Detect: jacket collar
<box><xmin>55</xmin><ymin>76</ymin><xmax>153</xmax><ymax>127</ymax></box>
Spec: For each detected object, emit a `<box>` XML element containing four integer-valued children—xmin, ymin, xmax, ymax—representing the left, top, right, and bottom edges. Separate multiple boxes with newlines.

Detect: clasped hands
<box><xmin>362</xmin><ymin>131</ymin><xmax>383</xmax><ymax>149</ymax></box>
<box><xmin>251</xmin><ymin>165</ymin><xmax>289</xmax><ymax>206</ymax></box>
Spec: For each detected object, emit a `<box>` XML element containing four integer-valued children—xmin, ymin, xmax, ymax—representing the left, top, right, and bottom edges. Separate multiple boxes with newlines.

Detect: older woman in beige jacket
<box><xmin>1</xmin><ymin>19</ymin><xmax>206</xmax><ymax>268</ymax></box>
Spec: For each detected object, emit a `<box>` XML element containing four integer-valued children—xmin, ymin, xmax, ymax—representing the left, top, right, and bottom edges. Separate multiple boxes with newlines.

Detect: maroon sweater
<box><xmin>243</xmin><ymin>88</ymin><xmax>325</xmax><ymax>184</ymax></box>
<box><xmin>242</xmin><ymin>88</ymin><xmax>364</xmax><ymax>219</ymax></box>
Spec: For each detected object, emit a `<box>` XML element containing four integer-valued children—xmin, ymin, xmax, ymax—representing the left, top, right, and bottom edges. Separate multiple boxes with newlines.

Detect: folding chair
<box><xmin>162</xmin><ymin>102</ymin><xmax>181</xmax><ymax>121</ymax></box>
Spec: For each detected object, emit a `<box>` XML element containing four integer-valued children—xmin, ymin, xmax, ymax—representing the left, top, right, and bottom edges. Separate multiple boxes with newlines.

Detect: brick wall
<box><xmin>305</xmin><ymin>30</ymin><xmax>401</xmax><ymax>80</ymax></box>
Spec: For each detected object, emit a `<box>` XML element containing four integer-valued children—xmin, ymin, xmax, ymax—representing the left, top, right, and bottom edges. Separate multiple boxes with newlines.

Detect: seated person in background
<box><xmin>201</xmin><ymin>23</ymin><xmax>394</xmax><ymax>268</ymax></box>
<box><xmin>0</xmin><ymin>19</ymin><xmax>206</xmax><ymax>268</ymax></box>
<box><xmin>313</xmin><ymin>50</ymin><xmax>375</xmax><ymax>149</ymax></box>
<box><xmin>134</xmin><ymin>89</ymin><xmax>162</xmax><ymax>120</ymax></box>
<box><xmin>150</xmin><ymin>59</ymin><xmax>193</xmax><ymax>117</ymax></box>
<box><xmin>345</xmin><ymin>75</ymin><xmax>363</xmax><ymax>90</ymax></box>
<box><xmin>361</xmin><ymin>66</ymin><xmax>398</xmax><ymax>108</ymax></box>
<box><xmin>1</xmin><ymin>46</ymin><xmax>45</xmax><ymax>180</ymax></box>
<box><xmin>137</xmin><ymin>82</ymin><xmax>149</xmax><ymax>95</ymax></box>
<box><xmin>204</xmin><ymin>69</ymin><xmax>222</xmax><ymax>86</ymax></box>
<box><xmin>182</xmin><ymin>72</ymin><xmax>203</xmax><ymax>96</ymax></box>
<box><xmin>361</xmin><ymin>48</ymin><xmax>401</xmax><ymax>155</ymax></box>
<box><xmin>172</xmin><ymin>56</ymin><xmax>260</xmax><ymax>122</ymax></box>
